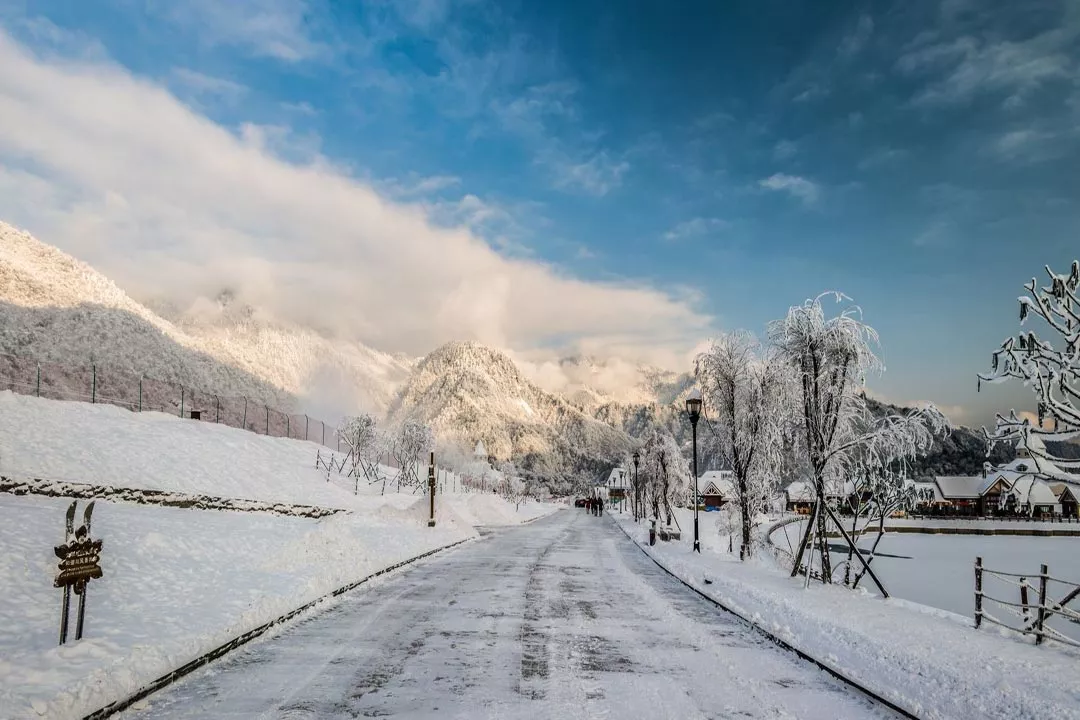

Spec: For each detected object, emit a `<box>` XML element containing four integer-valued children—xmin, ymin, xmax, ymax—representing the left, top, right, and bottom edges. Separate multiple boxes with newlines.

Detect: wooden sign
<box><xmin>55</xmin><ymin>501</ymin><xmax>103</xmax><ymax>644</ymax></box>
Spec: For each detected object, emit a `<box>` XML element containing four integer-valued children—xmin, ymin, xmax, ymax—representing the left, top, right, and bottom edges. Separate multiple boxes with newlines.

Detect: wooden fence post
<box><xmin>91</xmin><ymin>364</ymin><xmax>97</xmax><ymax>403</ymax></box>
<box><xmin>1036</xmin><ymin>563</ymin><xmax>1049</xmax><ymax>645</ymax></box>
<box><xmin>180</xmin><ymin>386</ymin><xmax>185</xmax><ymax>418</ymax></box>
<box><xmin>974</xmin><ymin>556</ymin><xmax>983</xmax><ymax>629</ymax></box>
<box><xmin>138</xmin><ymin>376</ymin><xmax>143</xmax><ymax>411</ymax></box>
<box><xmin>242</xmin><ymin>397</ymin><xmax>248</xmax><ymax>429</ymax></box>
<box><xmin>265</xmin><ymin>406</ymin><xmax>270</xmax><ymax>435</ymax></box>
<box><xmin>286</xmin><ymin>414</ymin><xmax>290</xmax><ymax>439</ymax></box>
<box><xmin>36</xmin><ymin>363</ymin><xmax>40</xmax><ymax>397</ymax></box>
<box><xmin>305</xmin><ymin>415</ymin><xmax>309</xmax><ymax>442</ymax></box>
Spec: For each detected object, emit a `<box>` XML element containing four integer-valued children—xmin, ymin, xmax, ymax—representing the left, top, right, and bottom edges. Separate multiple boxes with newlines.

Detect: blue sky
<box><xmin>0</xmin><ymin>0</ymin><xmax>1078</xmax><ymax>426</ymax></box>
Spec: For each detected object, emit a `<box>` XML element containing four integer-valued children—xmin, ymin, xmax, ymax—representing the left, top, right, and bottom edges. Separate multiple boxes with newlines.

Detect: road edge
<box><xmin>610</xmin><ymin>517</ymin><xmax>921</xmax><ymax>720</ymax></box>
<box><xmin>81</xmin><ymin>535</ymin><xmax>476</xmax><ymax>720</ymax></box>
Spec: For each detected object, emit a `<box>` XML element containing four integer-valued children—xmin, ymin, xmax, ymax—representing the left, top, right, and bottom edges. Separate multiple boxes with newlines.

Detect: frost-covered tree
<box><xmin>638</xmin><ymin>430</ymin><xmax>687</xmax><ymax>526</ymax></box>
<box><xmin>390</xmin><ymin>419</ymin><xmax>435</xmax><ymax>492</ymax></box>
<box><xmin>839</xmin><ymin>409</ymin><xmax>949</xmax><ymax>586</ymax></box>
<box><xmin>978</xmin><ymin>261</ymin><xmax>1080</xmax><ymax>470</ymax></box>
<box><xmin>769</xmin><ymin>293</ymin><xmax>949</xmax><ymax>589</ymax></box>
<box><xmin>696</xmin><ymin>333</ymin><xmax>792</xmax><ymax>559</ymax></box>
<box><xmin>338</xmin><ymin>414</ymin><xmax>386</xmax><ymax>493</ymax></box>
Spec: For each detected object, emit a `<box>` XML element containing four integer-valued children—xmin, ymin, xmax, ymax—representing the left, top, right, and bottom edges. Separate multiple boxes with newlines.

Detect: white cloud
<box><xmin>759</xmin><ymin>173</ymin><xmax>820</xmax><ymax>206</ymax></box>
<box><xmin>171</xmin><ymin>68</ymin><xmax>248</xmax><ymax>100</ymax></box>
<box><xmin>382</xmin><ymin>173</ymin><xmax>462</xmax><ymax>198</ymax></box>
<box><xmin>490</xmin><ymin>83</ymin><xmax>631</xmax><ymax>196</ymax></box>
<box><xmin>155</xmin><ymin>0</ymin><xmax>330</xmax><ymax>62</ymax></box>
<box><xmin>838</xmin><ymin>15</ymin><xmax>874</xmax><ymax>58</ymax></box>
<box><xmin>992</xmin><ymin>128</ymin><xmax>1056</xmax><ymax>161</ymax></box>
<box><xmin>897</xmin><ymin>32</ymin><xmax>1072</xmax><ymax>107</ymax></box>
<box><xmin>772</xmin><ymin>140</ymin><xmax>798</xmax><ymax>161</ymax></box>
<box><xmin>541</xmin><ymin>148</ymin><xmax>630</xmax><ymax>197</ymax></box>
<box><xmin>0</xmin><ymin>30</ymin><xmax>710</xmax><ymax>361</ymax></box>
<box><xmin>858</xmin><ymin>147</ymin><xmax>908</xmax><ymax>170</ymax></box>
<box><xmin>662</xmin><ymin>217</ymin><xmax>729</xmax><ymax>242</ymax></box>
<box><xmin>280</xmin><ymin>100</ymin><xmax>318</xmax><ymax>115</ymax></box>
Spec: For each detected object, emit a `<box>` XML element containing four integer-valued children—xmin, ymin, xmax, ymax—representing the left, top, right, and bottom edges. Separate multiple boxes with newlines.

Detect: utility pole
<box><xmin>428</xmin><ymin>452</ymin><xmax>436</xmax><ymax>527</ymax></box>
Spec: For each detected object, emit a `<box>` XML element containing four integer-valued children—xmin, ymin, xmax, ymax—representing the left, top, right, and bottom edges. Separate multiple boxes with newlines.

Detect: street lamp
<box><xmin>632</xmin><ymin>450</ymin><xmax>640</xmax><ymax>521</ymax></box>
<box><xmin>686</xmin><ymin>389</ymin><xmax>702</xmax><ymax>553</ymax></box>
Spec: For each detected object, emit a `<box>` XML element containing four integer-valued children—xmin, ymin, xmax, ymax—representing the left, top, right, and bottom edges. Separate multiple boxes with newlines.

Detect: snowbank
<box><xmin>614</xmin><ymin>511</ymin><xmax>1080</xmax><ymax>720</ymax></box>
<box><xmin>443</xmin><ymin>492</ymin><xmax>559</xmax><ymax>527</ymax></box>
<box><xmin>0</xmin><ymin>392</ymin><xmax>560</xmax><ymax>718</ymax></box>
<box><xmin>0</xmin><ymin>392</ymin><xmax>559</xmax><ymax>525</ymax></box>
<box><xmin>0</xmin><ymin>494</ymin><xmax>475</xmax><ymax>720</ymax></box>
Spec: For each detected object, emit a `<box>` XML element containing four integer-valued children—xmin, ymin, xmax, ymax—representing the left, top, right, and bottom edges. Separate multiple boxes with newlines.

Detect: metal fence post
<box><xmin>180</xmin><ymin>386</ymin><xmax>185</xmax><ymax>418</ymax></box>
<box><xmin>321</xmin><ymin>421</ymin><xmax>325</xmax><ymax>446</ymax></box>
<box><xmin>36</xmin><ymin>363</ymin><xmax>41</xmax><ymax>397</ymax></box>
<box><xmin>286</xmin><ymin>414</ymin><xmax>290</xmax><ymax>438</ymax></box>
<box><xmin>265</xmin><ymin>406</ymin><xmax>270</xmax><ymax>435</ymax></box>
<box><xmin>1036</xmin><ymin>564</ymin><xmax>1048</xmax><ymax>645</ymax></box>
<box><xmin>974</xmin><ymin>556</ymin><xmax>983</xmax><ymax>629</ymax></box>
<box><xmin>215</xmin><ymin>396</ymin><xmax>220</xmax><ymax>423</ymax></box>
<box><xmin>305</xmin><ymin>415</ymin><xmax>309</xmax><ymax>442</ymax></box>
<box><xmin>138</xmin><ymin>376</ymin><xmax>143</xmax><ymax>412</ymax></box>
<box><xmin>243</xmin><ymin>397</ymin><xmax>248</xmax><ymax>429</ymax></box>
<box><xmin>91</xmin><ymin>364</ymin><xmax>97</xmax><ymax>403</ymax></box>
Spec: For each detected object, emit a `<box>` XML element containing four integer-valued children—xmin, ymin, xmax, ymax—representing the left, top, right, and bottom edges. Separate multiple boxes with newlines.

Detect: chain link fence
<box><xmin>0</xmin><ymin>351</ymin><xmax>342</xmax><ymax>449</ymax></box>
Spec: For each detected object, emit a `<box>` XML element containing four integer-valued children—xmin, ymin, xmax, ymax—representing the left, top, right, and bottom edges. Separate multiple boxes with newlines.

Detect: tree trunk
<box><xmin>737</xmin><ymin>474</ymin><xmax>751</xmax><ymax>560</ymax></box>
<box><xmin>814</xmin><ymin>474</ymin><xmax>832</xmax><ymax>582</ymax></box>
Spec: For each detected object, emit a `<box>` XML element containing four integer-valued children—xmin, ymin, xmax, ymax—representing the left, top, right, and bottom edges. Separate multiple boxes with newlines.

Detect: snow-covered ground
<box><xmin>0</xmin><ymin>392</ymin><xmax>559</xmax><ymax>719</ymax></box>
<box><xmin>772</xmin><ymin>517</ymin><xmax>1080</xmax><ymax>643</ymax></box>
<box><xmin>616</xmin><ymin>509</ymin><xmax>1080</xmax><ymax>720</ymax></box>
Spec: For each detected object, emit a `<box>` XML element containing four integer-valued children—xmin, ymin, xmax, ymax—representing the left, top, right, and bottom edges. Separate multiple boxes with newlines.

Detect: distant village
<box><xmin>597</xmin><ymin>434</ymin><xmax>1079</xmax><ymax>519</ymax></box>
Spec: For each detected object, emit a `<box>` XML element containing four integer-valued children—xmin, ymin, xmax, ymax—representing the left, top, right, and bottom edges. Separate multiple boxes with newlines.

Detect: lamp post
<box><xmin>632</xmin><ymin>451</ymin><xmax>640</xmax><ymax>521</ymax></box>
<box><xmin>686</xmin><ymin>389</ymin><xmax>702</xmax><ymax>553</ymax></box>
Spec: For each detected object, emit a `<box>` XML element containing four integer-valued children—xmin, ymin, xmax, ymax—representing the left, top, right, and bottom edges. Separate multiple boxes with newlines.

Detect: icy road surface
<box><xmin>122</xmin><ymin>510</ymin><xmax>895</xmax><ymax>720</ymax></box>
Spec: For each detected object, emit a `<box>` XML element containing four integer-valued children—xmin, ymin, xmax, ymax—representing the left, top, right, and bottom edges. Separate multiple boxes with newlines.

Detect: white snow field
<box><xmin>0</xmin><ymin>392</ymin><xmax>557</xmax><ymax>719</ymax></box>
<box><xmin>616</xmin><ymin>510</ymin><xmax>1080</xmax><ymax>720</ymax></box>
<box><xmin>772</xmin><ymin>517</ymin><xmax>1080</xmax><ymax>644</ymax></box>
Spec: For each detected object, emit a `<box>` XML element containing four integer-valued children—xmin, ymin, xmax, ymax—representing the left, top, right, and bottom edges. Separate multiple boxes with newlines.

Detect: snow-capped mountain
<box><xmin>387</xmin><ymin>342</ymin><xmax>633</xmax><ymax>476</ymax></box>
<box><xmin>0</xmin><ymin>221</ymin><xmax>412</xmax><ymax>417</ymax></box>
<box><xmin>519</xmin><ymin>353</ymin><xmax>692</xmax><ymax>412</ymax></box>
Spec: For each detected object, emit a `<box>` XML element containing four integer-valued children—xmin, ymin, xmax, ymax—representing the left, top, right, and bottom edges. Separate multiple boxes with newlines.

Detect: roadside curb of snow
<box><xmin>610</xmin><ymin>517</ymin><xmax>922</xmax><ymax>720</ymax></box>
<box><xmin>520</xmin><ymin>505</ymin><xmax>563</xmax><ymax>524</ymax></box>
<box><xmin>79</xmin><ymin>535</ymin><xmax>476</xmax><ymax>720</ymax></box>
<box><xmin>1</xmin><ymin>476</ymin><xmax>344</xmax><ymax>518</ymax></box>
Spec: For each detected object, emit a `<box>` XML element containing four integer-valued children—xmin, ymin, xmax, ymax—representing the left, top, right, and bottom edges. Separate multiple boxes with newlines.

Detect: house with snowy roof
<box><xmin>604</xmin><ymin>467</ymin><xmax>630</xmax><ymax>502</ymax></box>
<box><xmin>1049</xmin><ymin>483</ymin><xmax>1079</xmax><ymax>518</ymax></box>
<box><xmin>928</xmin><ymin>435</ymin><xmax>1075</xmax><ymax>517</ymax></box>
<box><xmin>697</xmin><ymin>470</ymin><xmax>735</xmax><ymax>510</ymax></box>
<box><xmin>783</xmin><ymin>479</ymin><xmax>853</xmax><ymax>513</ymax></box>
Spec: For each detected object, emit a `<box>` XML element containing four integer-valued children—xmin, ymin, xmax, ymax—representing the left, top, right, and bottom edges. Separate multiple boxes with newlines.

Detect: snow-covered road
<box><xmin>120</xmin><ymin>510</ymin><xmax>894</xmax><ymax>720</ymax></box>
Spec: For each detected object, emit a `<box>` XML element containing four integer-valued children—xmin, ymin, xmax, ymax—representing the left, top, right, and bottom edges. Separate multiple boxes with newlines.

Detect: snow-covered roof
<box><xmin>1049</xmin><ymin>482</ymin><xmax>1079</xmax><ymax>502</ymax></box>
<box><xmin>910</xmin><ymin>480</ymin><xmax>946</xmax><ymax>503</ymax></box>
<box><xmin>784</xmin><ymin>479</ymin><xmax>851</xmax><ymax>503</ymax></box>
<box><xmin>1004</xmin><ymin>453</ymin><xmax>1071</xmax><ymax>480</ymax></box>
<box><xmin>473</xmin><ymin>440</ymin><xmax>488</xmax><ymax>458</ymax></box>
<box><xmin>933</xmin><ymin>476</ymin><xmax>988</xmax><ymax>500</ymax></box>
<box><xmin>605</xmin><ymin>467</ymin><xmax>630</xmax><ymax>489</ymax></box>
<box><xmin>1007</xmin><ymin>475</ymin><xmax>1060</xmax><ymax>507</ymax></box>
<box><xmin>785</xmin><ymin>481</ymin><xmax>815</xmax><ymax>503</ymax></box>
<box><xmin>699</xmin><ymin>470</ymin><xmax>733</xmax><ymax>482</ymax></box>
<box><xmin>700</xmin><ymin>476</ymin><xmax>735</xmax><ymax>498</ymax></box>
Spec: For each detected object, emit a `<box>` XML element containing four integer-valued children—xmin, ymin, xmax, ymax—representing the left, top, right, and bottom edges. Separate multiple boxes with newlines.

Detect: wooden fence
<box><xmin>975</xmin><ymin>557</ymin><xmax>1080</xmax><ymax>647</ymax></box>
